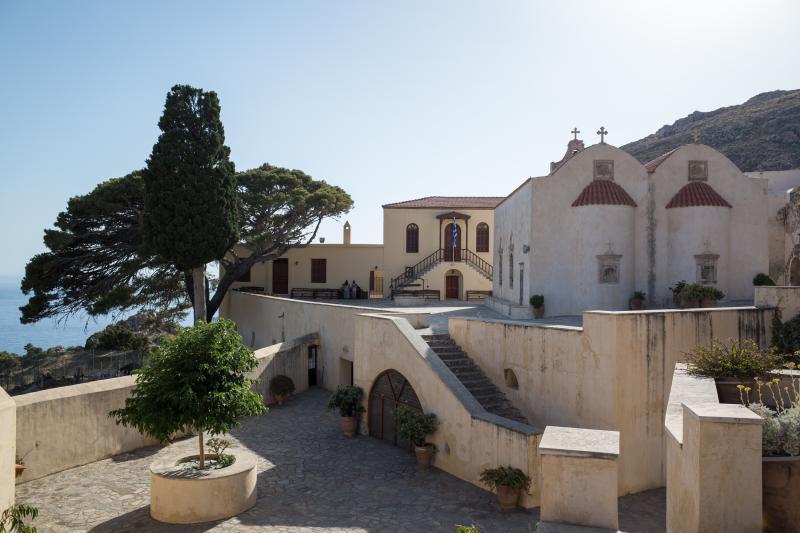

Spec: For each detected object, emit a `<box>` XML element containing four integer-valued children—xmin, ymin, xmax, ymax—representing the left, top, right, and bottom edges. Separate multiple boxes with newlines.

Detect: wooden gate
<box><xmin>368</xmin><ymin>370</ymin><xmax>422</xmax><ymax>447</ymax></box>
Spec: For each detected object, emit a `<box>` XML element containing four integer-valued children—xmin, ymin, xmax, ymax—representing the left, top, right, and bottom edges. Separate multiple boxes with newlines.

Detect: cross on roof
<box><xmin>597</xmin><ymin>126</ymin><xmax>608</xmax><ymax>144</ymax></box>
<box><xmin>691</xmin><ymin>128</ymin><xmax>701</xmax><ymax>144</ymax></box>
<box><xmin>571</xmin><ymin>127</ymin><xmax>580</xmax><ymax>140</ymax></box>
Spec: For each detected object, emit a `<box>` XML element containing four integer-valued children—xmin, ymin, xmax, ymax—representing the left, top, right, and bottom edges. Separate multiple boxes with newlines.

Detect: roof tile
<box><xmin>382</xmin><ymin>196</ymin><xmax>505</xmax><ymax>209</ymax></box>
<box><xmin>571</xmin><ymin>180</ymin><xmax>637</xmax><ymax>208</ymax></box>
<box><xmin>665</xmin><ymin>182</ymin><xmax>732</xmax><ymax>209</ymax></box>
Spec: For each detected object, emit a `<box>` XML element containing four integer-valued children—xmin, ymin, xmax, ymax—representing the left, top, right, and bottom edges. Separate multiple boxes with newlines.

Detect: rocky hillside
<box><xmin>622</xmin><ymin>89</ymin><xmax>800</xmax><ymax>171</ymax></box>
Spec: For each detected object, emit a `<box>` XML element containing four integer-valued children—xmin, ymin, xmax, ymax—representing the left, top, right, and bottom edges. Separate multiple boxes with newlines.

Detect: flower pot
<box><xmin>274</xmin><ymin>393</ymin><xmax>287</xmax><ymax>406</ymax></box>
<box><xmin>495</xmin><ymin>484</ymin><xmax>520</xmax><ymax>511</ymax></box>
<box><xmin>15</xmin><ymin>464</ymin><xmax>25</xmax><ymax>478</ymax></box>
<box><xmin>680</xmin><ymin>298</ymin><xmax>700</xmax><ymax>309</ymax></box>
<box><xmin>715</xmin><ymin>377</ymin><xmax>756</xmax><ymax>405</ymax></box>
<box><xmin>414</xmin><ymin>444</ymin><xmax>434</xmax><ymax>470</ymax></box>
<box><xmin>340</xmin><ymin>415</ymin><xmax>357</xmax><ymax>437</ymax></box>
<box><xmin>629</xmin><ymin>298</ymin><xmax>643</xmax><ymax>310</ymax></box>
<box><xmin>533</xmin><ymin>305</ymin><xmax>545</xmax><ymax>319</ymax></box>
<box><xmin>763</xmin><ymin>455</ymin><xmax>800</xmax><ymax>532</ymax></box>
<box><xmin>700</xmin><ymin>298</ymin><xmax>717</xmax><ymax>308</ymax></box>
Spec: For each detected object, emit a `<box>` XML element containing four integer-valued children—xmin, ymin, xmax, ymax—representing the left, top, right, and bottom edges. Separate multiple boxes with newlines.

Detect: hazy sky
<box><xmin>1</xmin><ymin>0</ymin><xmax>799</xmax><ymax>275</ymax></box>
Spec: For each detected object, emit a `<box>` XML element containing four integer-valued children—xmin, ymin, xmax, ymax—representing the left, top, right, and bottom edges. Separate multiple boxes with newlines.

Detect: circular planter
<box><xmin>150</xmin><ymin>448</ymin><xmax>257</xmax><ymax>524</ymax></box>
<box><xmin>629</xmin><ymin>298</ymin><xmax>643</xmax><ymax>310</ymax></box>
<box><xmin>414</xmin><ymin>444</ymin><xmax>434</xmax><ymax>470</ymax></box>
<box><xmin>340</xmin><ymin>415</ymin><xmax>357</xmax><ymax>437</ymax></box>
<box><xmin>700</xmin><ymin>298</ymin><xmax>717</xmax><ymax>308</ymax></box>
<box><xmin>763</xmin><ymin>455</ymin><xmax>800</xmax><ymax>532</ymax></box>
<box><xmin>533</xmin><ymin>306</ymin><xmax>545</xmax><ymax>319</ymax></box>
<box><xmin>495</xmin><ymin>484</ymin><xmax>520</xmax><ymax>511</ymax></box>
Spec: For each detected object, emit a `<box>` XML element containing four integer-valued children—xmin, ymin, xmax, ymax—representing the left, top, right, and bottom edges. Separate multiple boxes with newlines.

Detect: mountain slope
<box><xmin>622</xmin><ymin>89</ymin><xmax>800</xmax><ymax>171</ymax></box>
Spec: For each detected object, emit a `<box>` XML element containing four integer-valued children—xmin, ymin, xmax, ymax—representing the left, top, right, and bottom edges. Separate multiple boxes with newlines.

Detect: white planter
<box><xmin>150</xmin><ymin>448</ymin><xmax>257</xmax><ymax>524</ymax></box>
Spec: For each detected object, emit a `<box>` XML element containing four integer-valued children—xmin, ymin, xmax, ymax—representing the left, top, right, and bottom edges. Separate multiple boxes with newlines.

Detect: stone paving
<box><xmin>16</xmin><ymin>388</ymin><xmax>665</xmax><ymax>533</ymax></box>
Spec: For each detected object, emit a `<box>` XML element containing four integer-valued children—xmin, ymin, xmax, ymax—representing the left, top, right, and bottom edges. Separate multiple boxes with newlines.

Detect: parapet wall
<box><xmin>0</xmin><ymin>387</ymin><xmax>16</xmax><ymax>511</ymax></box>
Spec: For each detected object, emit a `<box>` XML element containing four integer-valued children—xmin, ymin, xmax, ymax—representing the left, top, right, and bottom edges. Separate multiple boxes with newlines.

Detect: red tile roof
<box><xmin>644</xmin><ymin>148</ymin><xmax>679</xmax><ymax>173</ymax></box>
<box><xmin>666</xmin><ymin>182</ymin><xmax>732</xmax><ymax>209</ymax></box>
<box><xmin>571</xmin><ymin>180</ymin><xmax>637</xmax><ymax>208</ymax></box>
<box><xmin>382</xmin><ymin>196</ymin><xmax>505</xmax><ymax>209</ymax></box>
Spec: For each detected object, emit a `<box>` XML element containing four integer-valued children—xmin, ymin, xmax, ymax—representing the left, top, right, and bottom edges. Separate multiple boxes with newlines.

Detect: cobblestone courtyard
<box><xmin>16</xmin><ymin>388</ymin><xmax>665</xmax><ymax>532</ymax></box>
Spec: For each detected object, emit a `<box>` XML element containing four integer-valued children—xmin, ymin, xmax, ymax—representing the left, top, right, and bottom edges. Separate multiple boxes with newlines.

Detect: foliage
<box><xmin>669</xmin><ymin>280</ymin><xmax>687</xmax><ymax>296</ymax></box>
<box><xmin>740</xmin><ymin>371</ymin><xmax>800</xmax><ymax>456</ymax></box>
<box><xmin>85</xmin><ymin>324</ymin><xmax>148</xmax><ymax>352</ymax></box>
<box><xmin>19</xmin><ymin>172</ymin><xmax>189</xmax><ymax>324</ymax></box>
<box><xmin>770</xmin><ymin>309</ymin><xmax>800</xmax><ymax>364</ymax></box>
<box><xmin>0</xmin><ymin>352</ymin><xmax>20</xmax><ymax>382</ymax></box>
<box><xmin>479</xmin><ymin>465</ymin><xmax>531</xmax><ymax>491</ymax></box>
<box><xmin>0</xmin><ymin>504</ymin><xmax>38</xmax><ymax>533</ymax></box>
<box><xmin>529</xmin><ymin>294</ymin><xmax>544</xmax><ymax>308</ymax></box>
<box><xmin>394</xmin><ymin>407</ymin><xmax>438</xmax><ymax>447</ymax></box>
<box><xmin>455</xmin><ymin>526</ymin><xmax>480</xmax><ymax>533</ymax></box>
<box><xmin>269</xmin><ymin>375</ymin><xmax>295</xmax><ymax>397</ymax></box>
<box><xmin>206</xmin><ymin>437</ymin><xmax>235</xmax><ymax>467</ymax></box>
<box><xmin>685</xmin><ymin>338</ymin><xmax>782</xmax><ymax>379</ymax></box>
<box><xmin>327</xmin><ymin>385</ymin><xmax>364</xmax><ymax>417</ymax></box>
<box><xmin>753</xmin><ymin>273</ymin><xmax>776</xmax><ymax>286</ymax></box>
<box><xmin>678</xmin><ymin>283</ymin><xmax>724</xmax><ymax>304</ymax></box>
<box><xmin>632</xmin><ymin>290</ymin><xmax>646</xmax><ymax>300</ymax></box>
<box><xmin>109</xmin><ymin>319</ymin><xmax>266</xmax><ymax>467</ymax></box>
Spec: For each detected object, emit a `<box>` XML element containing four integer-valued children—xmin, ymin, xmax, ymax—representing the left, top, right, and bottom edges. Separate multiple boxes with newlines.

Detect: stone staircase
<box><xmin>422</xmin><ymin>334</ymin><xmax>529</xmax><ymax>424</ymax></box>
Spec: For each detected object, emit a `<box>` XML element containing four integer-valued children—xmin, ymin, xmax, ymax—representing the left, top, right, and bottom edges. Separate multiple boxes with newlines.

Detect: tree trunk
<box><xmin>198</xmin><ymin>429</ymin><xmax>205</xmax><ymax>470</ymax></box>
<box><xmin>192</xmin><ymin>265</ymin><xmax>207</xmax><ymax>324</ymax></box>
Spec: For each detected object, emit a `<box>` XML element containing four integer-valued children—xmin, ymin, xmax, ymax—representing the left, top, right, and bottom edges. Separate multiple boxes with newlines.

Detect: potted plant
<box><xmin>629</xmin><ymin>290</ymin><xmax>646</xmax><ymax>310</ymax></box>
<box><xmin>395</xmin><ymin>406</ymin><xmax>438</xmax><ymax>470</ymax></box>
<box><xmin>110</xmin><ymin>319</ymin><xmax>267</xmax><ymax>524</ymax></box>
<box><xmin>269</xmin><ymin>375</ymin><xmax>295</xmax><ymax>406</ymax></box>
<box><xmin>753</xmin><ymin>273</ymin><xmax>776</xmax><ymax>286</ymax></box>
<box><xmin>737</xmin><ymin>370</ymin><xmax>800</xmax><ymax>531</ymax></box>
<box><xmin>669</xmin><ymin>280</ymin><xmax>687</xmax><ymax>307</ymax></box>
<box><xmin>327</xmin><ymin>385</ymin><xmax>364</xmax><ymax>437</ymax></box>
<box><xmin>479</xmin><ymin>465</ymin><xmax>531</xmax><ymax>511</ymax></box>
<box><xmin>529</xmin><ymin>295</ymin><xmax>545</xmax><ymax>319</ymax></box>
<box><xmin>700</xmin><ymin>287</ymin><xmax>724</xmax><ymax>308</ymax></box>
<box><xmin>678</xmin><ymin>283</ymin><xmax>705</xmax><ymax>308</ymax></box>
<box><xmin>685</xmin><ymin>337</ymin><xmax>782</xmax><ymax>404</ymax></box>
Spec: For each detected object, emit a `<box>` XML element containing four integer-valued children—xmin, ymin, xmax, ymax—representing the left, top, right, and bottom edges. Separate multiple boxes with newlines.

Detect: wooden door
<box><xmin>307</xmin><ymin>346</ymin><xmax>317</xmax><ymax>387</ymax></box>
<box><xmin>272</xmin><ymin>259</ymin><xmax>289</xmax><ymax>294</ymax></box>
<box><xmin>445</xmin><ymin>275</ymin><xmax>460</xmax><ymax>299</ymax></box>
<box><xmin>444</xmin><ymin>223</ymin><xmax>461</xmax><ymax>261</ymax></box>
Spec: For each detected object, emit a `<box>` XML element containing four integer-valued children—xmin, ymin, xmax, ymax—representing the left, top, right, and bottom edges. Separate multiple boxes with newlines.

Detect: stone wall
<box><xmin>755</xmin><ymin>284</ymin><xmax>800</xmax><ymax>319</ymax></box>
<box><xmin>0</xmin><ymin>387</ymin><xmax>15</xmax><ymax>511</ymax></box>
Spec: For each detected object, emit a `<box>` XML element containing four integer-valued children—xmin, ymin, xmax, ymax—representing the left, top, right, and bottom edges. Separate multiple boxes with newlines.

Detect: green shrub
<box><xmin>669</xmin><ymin>280</ymin><xmax>687</xmax><ymax>296</ymax></box>
<box><xmin>0</xmin><ymin>504</ymin><xmax>38</xmax><ymax>533</ymax></box>
<box><xmin>685</xmin><ymin>338</ymin><xmax>782</xmax><ymax>379</ymax></box>
<box><xmin>206</xmin><ymin>437</ymin><xmax>234</xmax><ymax>467</ymax></box>
<box><xmin>455</xmin><ymin>526</ymin><xmax>480</xmax><ymax>533</ymax></box>
<box><xmin>86</xmin><ymin>324</ymin><xmax>148</xmax><ymax>352</ymax></box>
<box><xmin>742</xmin><ymin>372</ymin><xmax>800</xmax><ymax>456</ymax></box>
<box><xmin>479</xmin><ymin>465</ymin><xmax>531</xmax><ymax>491</ymax></box>
<box><xmin>770</xmin><ymin>309</ymin><xmax>800</xmax><ymax>364</ymax></box>
<box><xmin>269</xmin><ymin>375</ymin><xmax>295</xmax><ymax>397</ymax></box>
<box><xmin>529</xmin><ymin>295</ymin><xmax>544</xmax><ymax>308</ymax></box>
<box><xmin>753</xmin><ymin>273</ymin><xmax>776</xmax><ymax>286</ymax></box>
<box><xmin>395</xmin><ymin>407</ymin><xmax>438</xmax><ymax>446</ymax></box>
<box><xmin>327</xmin><ymin>385</ymin><xmax>364</xmax><ymax>417</ymax></box>
<box><xmin>633</xmin><ymin>290</ymin><xmax>646</xmax><ymax>300</ymax></box>
<box><xmin>678</xmin><ymin>283</ymin><xmax>724</xmax><ymax>304</ymax></box>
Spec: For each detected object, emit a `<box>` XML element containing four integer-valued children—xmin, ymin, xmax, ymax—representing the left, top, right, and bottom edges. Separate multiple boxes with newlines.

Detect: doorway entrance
<box><xmin>791</xmin><ymin>257</ymin><xmax>800</xmax><ymax>286</ymax></box>
<box><xmin>272</xmin><ymin>259</ymin><xmax>289</xmax><ymax>294</ymax></box>
<box><xmin>368</xmin><ymin>370</ymin><xmax>422</xmax><ymax>447</ymax></box>
<box><xmin>446</xmin><ymin>275</ymin><xmax>460</xmax><ymax>299</ymax></box>
<box><xmin>307</xmin><ymin>346</ymin><xmax>318</xmax><ymax>387</ymax></box>
<box><xmin>444</xmin><ymin>223</ymin><xmax>462</xmax><ymax>261</ymax></box>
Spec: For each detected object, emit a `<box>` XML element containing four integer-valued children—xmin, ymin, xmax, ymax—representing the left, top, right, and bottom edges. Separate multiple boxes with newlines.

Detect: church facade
<box><xmin>490</xmin><ymin>131</ymin><xmax>769</xmax><ymax>317</ymax></box>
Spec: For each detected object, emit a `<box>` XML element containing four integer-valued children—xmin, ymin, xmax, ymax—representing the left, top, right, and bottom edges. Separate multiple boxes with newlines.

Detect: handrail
<box><xmin>462</xmin><ymin>249</ymin><xmax>493</xmax><ymax>279</ymax></box>
<box><xmin>390</xmin><ymin>248</ymin><xmax>494</xmax><ymax>289</ymax></box>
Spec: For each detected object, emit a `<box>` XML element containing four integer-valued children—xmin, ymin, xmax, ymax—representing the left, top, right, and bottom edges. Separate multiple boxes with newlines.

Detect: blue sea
<box><xmin>0</xmin><ymin>275</ymin><xmax>193</xmax><ymax>354</ymax></box>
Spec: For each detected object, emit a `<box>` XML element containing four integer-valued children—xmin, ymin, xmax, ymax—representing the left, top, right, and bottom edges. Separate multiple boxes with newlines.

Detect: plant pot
<box><xmin>340</xmin><ymin>415</ymin><xmax>357</xmax><ymax>437</ymax></box>
<box><xmin>274</xmin><ymin>393</ymin><xmax>287</xmax><ymax>406</ymax></box>
<box><xmin>715</xmin><ymin>377</ymin><xmax>756</xmax><ymax>405</ymax></box>
<box><xmin>680</xmin><ymin>299</ymin><xmax>700</xmax><ymax>309</ymax></box>
<box><xmin>533</xmin><ymin>305</ymin><xmax>545</xmax><ymax>319</ymax></box>
<box><xmin>15</xmin><ymin>464</ymin><xmax>25</xmax><ymax>478</ymax></box>
<box><xmin>629</xmin><ymin>298</ymin><xmax>643</xmax><ymax>310</ymax></box>
<box><xmin>763</xmin><ymin>455</ymin><xmax>800</xmax><ymax>532</ymax></box>
<box><xmin>700</xmin><ymin>298</ymin><xmax>717</xmax><ymax>308</ymax></box>
<box><xmin>495</xmin><ymin>484</ymin><xmax>520</xmax><ymax>511</ymax></box>
<box><xmin>414</xmin><ymin>443</ymin><xmax>434</xmax><ymax>470</ymax></box>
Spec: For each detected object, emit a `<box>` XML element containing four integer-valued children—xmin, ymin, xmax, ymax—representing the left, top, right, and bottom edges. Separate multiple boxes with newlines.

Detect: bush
<box><xmin>685</xmin><ymin>338</ymin><xmax>782</xmax><ymax>379</ymax></box>
<box><xmin>742</xmin><ymin>373</ymin><xmax>800</xmax><ymax>456</ymax></box>
<box><xmin>678</xmin><ymin>283</ymin><xmax>724</xmax><ymax>305</ymax></box>
<box><xmin>327</xmin><ymin>385</ymin><xmax>364</xmax><ymax>417</ymax></box>
<box><xmin>770</xmin><ymin>309</ymin><xmax>800</xmax><ymax>364</ymax></box>
<box><xmin>753</xmin><ymin>273</ymin><xmax>776</xmax><ymax>286</ymax></box>
<box><xmin>395</xmin><ymin>406</ymin><xmax>438</xmax><ymax>446</ymax></box>
<box><xmin>632</xmin><ymin>290</ymin><xmax>646</xmax><ymax>300</ymax></box>
<box><xmin>529</xmin><ymin>295</ymin><xmax>544</xmax><ymax>308</ymax></box>
<box><xmin>669</xmin><ymin>280</ymin><xmax>688</xmax><ymax>296</ymax></box>
<box><xmin>269</xmin><ymin>375</ymin><xmax>295</xmax><ymax>397</ymax></box>
<box><xmin>456</xmin><ymin>526</ymin><xmax>480</xmax><ymax>533</ymax></box>
<box><xmin>479</xmin><ymin>465</ymin><xmax>531</xmax><ymax>491</ymax></box>
<box><xmin>86</xmin><ymin>324</ymin><xmax>148</xmax><ymax>352</ymax></box>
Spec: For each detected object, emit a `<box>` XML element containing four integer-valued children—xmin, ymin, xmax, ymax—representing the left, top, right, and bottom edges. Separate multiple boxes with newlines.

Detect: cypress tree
<box><xmin>143</xmin><ymin>84</ymin><xmax>238</xmax><ymax>322</ymax></box>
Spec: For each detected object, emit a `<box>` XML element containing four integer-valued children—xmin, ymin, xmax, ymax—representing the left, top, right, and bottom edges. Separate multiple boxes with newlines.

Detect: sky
<box><xmin>1</xmin><ymin>0</ymin><xmax>799</xmax><ymax>276</ymax></box>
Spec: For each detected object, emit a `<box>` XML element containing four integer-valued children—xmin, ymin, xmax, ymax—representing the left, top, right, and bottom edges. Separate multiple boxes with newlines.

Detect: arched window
<box><xmin>476</xmin><ymin>223</ymin><xmax>490</xmax><ymax>253</ymax></box>
<box><xmin>406</xmin><ymin>223</ymin><xmax>419</xmax><ymax>253</ymax></box>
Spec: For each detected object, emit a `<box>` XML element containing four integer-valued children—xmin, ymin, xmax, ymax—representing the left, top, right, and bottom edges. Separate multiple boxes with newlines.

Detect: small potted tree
<box><xmin>529</xmin><ymin>295</ymin><xmax>545</xmax><ymax>319</ymax></box>
<box><xmin>669</xmin><ymin>280</ymin><xmax>687</xmax><ymax>307</ymax></box>
<box><xmin>395</xmin><ymin>407</ymin><xmax>438</xmax><ymax>469</ymax></box>
<box><xmin>678</xmin><ymin>283</ymin><xmax>704</xmax><ymax>308</ymax></box>
<box><xmin>110</xmin><ymin>319</ymin><xmax>267</xmax><ymax>524</ymax></box>
<box><xmin>327</xmin><ymin>385</ymin><xmax>364</xmax><ymax>437</ymax></box>
<box><xmin>479</xmin><ymin>465</ymin><xmax>531</xmax><ymax>511</ymax></box>
<box><xmin>700</xmin><ymin>287</ymin><xmax>724</xmax><ymax>308</ymax></box>
<box><xmin>269</xmin><ymin>375</ymin><xmax>295</xmax><ymax>406</ymax></box>
<box><xmin>629</xmin><ymin>290</ymin><xmax>646</xmax><ymax>310</ymax></box>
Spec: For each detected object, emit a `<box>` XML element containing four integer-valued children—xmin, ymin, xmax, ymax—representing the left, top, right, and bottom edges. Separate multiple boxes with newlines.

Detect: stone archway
<box><xmin>368</xmin><ymin>369</ymin><xmax>422</xmax><ymax>447</ymax></box>
<box><xmin>791</xmin><ymin>257</ymin><xmax>800</xmax><ymax>286</ymax></box>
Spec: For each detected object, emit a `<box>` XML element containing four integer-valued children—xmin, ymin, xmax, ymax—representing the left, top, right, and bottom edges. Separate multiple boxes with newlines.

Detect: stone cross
<box><xmin>691</xmin><ymin>128</ymin><xmax>701</xmax><ymax>144</ymax></box>
<box><xmin>571</xmin><ymin>127</ymin><xmax>580</xmax><ymax>140</ymax></box>
<box><xmin>597</xmin><ymin>127</ymin><xmax>608</xmax><ymax>144</ymax></box>
<box><xmin>605</xmin><ymin>240</ymin><xmax>614</xmax><ymax>254</ymax></box>
<box><xmin>703</xmin><ymin>239</ymin><xmax>711</xmax><ymax>252</ymax></box>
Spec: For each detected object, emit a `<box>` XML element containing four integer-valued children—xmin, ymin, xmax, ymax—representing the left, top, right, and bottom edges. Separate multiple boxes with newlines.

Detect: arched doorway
<box><xmin>444</xmin><ymin>223</ymin><xmax>462</xmax><ymax>261</ymax></box>
<box><xmin>368</xmin><ymin>370</ymin><xmax>422</xmax><ymax>447</ymax></box>
<box><xmin>791</xmin><ymin>257</ymin><xmax>800</xmax><ymax>286</ymax></box>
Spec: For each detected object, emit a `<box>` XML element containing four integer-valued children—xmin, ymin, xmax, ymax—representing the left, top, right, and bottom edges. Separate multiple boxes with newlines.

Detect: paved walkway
<box><xmin>16</xmin><ymin>388</ymin><xmax>664</xmax><ymax>533</ymax></box>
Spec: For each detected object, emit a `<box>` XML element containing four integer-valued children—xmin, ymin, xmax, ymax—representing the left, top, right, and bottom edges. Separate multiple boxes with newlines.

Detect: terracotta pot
<box><xmin>680</xmin><ymin>298</ymin><xmax>700</xmax><ymax>309</ymax></box>
<box><xmin>763</xmin><ymin>455</ymin><xmax>800</xmax><ymax>532</ymax></box>
<box><xmin>629</xmin><ymin>298</ymin><xmax>643</xmax><ymax>310</ymax></box>
<box><xmin>700</xmin><ymin>298</ymin><xmax>717</xmax><ymax>308</ymax></box>
<box><xmin>414</xmin><ymin>444</ymin><xmax>434</xmax><ymax>470</ymax></box>
<box><xmin>340</xmin><ymin>415</ymin><xmax>357</xmax><ymax>437</ymax></box>
<box><xmin>274</xmin><ymin>393</ymin><xmax>287</xmax><ymax>406</ymax></box>
<box><xmin>15</xmin><ymin>464</ymin><xmax>25</xmax><ymax>478</ymax></box>
<box><xmin>533</xmin><ymin>306</ymin><xmax>545</xmax><ymax>319</ymax></box>
<box><xmin>495</xmin><ymin>484</ymin><xmax>520</xmax><ymax>511</ymax></box>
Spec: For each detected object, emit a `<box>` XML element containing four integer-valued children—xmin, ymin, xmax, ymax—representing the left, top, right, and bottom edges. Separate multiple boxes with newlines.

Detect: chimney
<box><xmin>343</xmin><ymin>221</ymin><xmax>351</xmax><ymax>245</ymax></box>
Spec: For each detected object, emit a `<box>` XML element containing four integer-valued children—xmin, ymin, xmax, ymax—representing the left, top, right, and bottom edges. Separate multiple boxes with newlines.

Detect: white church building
<box><xmin>489</xmin><ymin>129</ymin><xmax>770</xmax><ymax>317</ymax></box>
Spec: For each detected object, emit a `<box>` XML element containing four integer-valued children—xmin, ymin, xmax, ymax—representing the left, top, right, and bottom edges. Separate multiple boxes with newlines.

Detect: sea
<box><xmin>0</xmin><ymin>275</ymin><xmax>192</xmax><ymax>354</ymax></box>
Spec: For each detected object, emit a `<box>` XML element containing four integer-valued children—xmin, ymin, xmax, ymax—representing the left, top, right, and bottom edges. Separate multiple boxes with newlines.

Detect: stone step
<box><xmin>442</xmin><ymin>358</ymin><xmax>476</xmax><ymax>369</ymax></box>
<box><xmin>422</xmin><ymin>334</ymin><xmax>451</xmax><ymax>341</ymax></box>
<box><xmin>436</xmin><ymin>351</ymin><xmax>469</xmax><ymax>361</ymax></box>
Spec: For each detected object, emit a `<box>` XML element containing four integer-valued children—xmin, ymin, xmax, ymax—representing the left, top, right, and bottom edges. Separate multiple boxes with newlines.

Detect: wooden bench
<box><xmin>392</xmin><ymin>289</ymin><xmax>440</xmax><ymax>301</ymax></box>
<box><xmin>466</xmin><ymin>290</ymin><xmax>492</xmax><ymax>301</ymax></box>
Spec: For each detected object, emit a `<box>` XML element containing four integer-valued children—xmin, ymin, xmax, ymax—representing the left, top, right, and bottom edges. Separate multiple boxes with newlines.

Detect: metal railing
<box><xmin>389</xmin><ymin>248</ymin><xmax>493</xmax><ymax>290</ymax></box>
